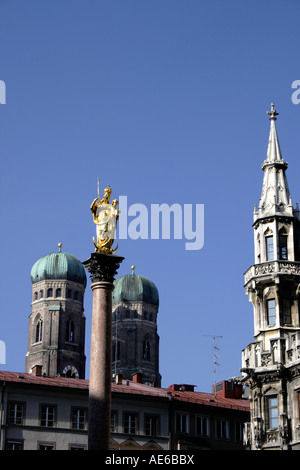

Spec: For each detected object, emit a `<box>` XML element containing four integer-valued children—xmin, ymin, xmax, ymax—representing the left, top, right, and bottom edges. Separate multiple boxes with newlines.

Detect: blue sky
<box><xmin>0</xmin><ymin>0</ymin><xmax>300</xmax><ymax>392</ymax></box>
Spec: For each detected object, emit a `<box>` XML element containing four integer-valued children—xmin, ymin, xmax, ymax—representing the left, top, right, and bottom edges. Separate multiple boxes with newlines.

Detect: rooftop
<box><xmin>0</xmin><ymin>371</ymin><xmax>249</xmax><ymax>412</ymax></box>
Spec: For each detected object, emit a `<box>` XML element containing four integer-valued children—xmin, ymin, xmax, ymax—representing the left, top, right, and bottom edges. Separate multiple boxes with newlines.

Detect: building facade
<box><xmin>0</xmin><ymin>371</ymin><xmax>249</xmax><ymax>450</ymax></box>
<box><xmin>242</xmin><ymin>104</ymin><xmax>300</xmax><ymax>449</ymax></box>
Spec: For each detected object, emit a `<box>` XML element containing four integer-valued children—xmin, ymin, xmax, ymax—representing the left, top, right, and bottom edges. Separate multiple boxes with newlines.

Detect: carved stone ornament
<box><xmin>83</xmin><ymin>252</ymin><xmax>124</xmax><ymax>284</ymax></box>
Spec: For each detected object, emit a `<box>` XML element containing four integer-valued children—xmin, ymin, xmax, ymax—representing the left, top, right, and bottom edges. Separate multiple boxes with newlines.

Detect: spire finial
<box><xmin>58</xmin><ymin>242</ymin><xmax>62</xmax><ymax>252</ymax></box>
<box><xmin>131</xmin><ymin>265</ymin><xmax>136</xmax><ymax>275</ymax></box>
<box><xmin>267</xmin><ymin>102</ymin><xmax>279</xmax><ymax>121</ymax></box>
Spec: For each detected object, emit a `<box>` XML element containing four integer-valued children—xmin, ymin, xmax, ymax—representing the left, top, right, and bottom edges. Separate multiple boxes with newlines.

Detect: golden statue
<box><xmin>90</xmin><ymin>180</ymin><xmax>119</xmax><ymax>254</ymax></box>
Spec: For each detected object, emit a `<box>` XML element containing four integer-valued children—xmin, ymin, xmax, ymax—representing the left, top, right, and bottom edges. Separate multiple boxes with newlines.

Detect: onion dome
<box><xmin>113</xmin><ymin>265</ymin><xmax>159</xmax><ymax>307</ymax></box>
<box><xmin>30</xmin><ymin>243</ymin><xmax>87</xmax><ymax>287</ymax></box>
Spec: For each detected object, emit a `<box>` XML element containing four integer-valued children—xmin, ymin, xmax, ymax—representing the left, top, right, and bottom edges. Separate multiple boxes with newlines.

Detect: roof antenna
<box><xmin>203</xmin><ymin>335</ymin><xmax>222</xmax><ymax>396</ymax></box>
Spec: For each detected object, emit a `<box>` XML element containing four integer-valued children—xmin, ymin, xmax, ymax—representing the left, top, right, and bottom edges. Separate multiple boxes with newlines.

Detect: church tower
<box><xmin>112</xmin><ymin>266</ymin><xmax>161</xmax><ymax>387</ymax></box>
<box><xmin>26</xmin><ymin>244</ymin><xmax>87</xmax><ymax>379</ymax></box>
<box><xmin>242</xmin><ymin>104</ymin><xmax>300</xmax><ymax>449</ymax></box>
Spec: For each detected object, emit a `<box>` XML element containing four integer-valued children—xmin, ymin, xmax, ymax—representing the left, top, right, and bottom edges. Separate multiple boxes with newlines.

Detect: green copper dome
<box><xmin>31</xmin><ymin>246</ymin><xmax>87</xmax><ymax>287</ymax></box>
<box><xmin>113</xmin><ymin>272</ymin><xmax>159</xmax><ymax>307</ymax></box>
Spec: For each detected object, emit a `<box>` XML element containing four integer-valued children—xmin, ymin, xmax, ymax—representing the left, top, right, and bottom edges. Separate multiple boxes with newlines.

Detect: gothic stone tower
<box><xmin>26</xmin><ymin>244</ymin><xmax>87</xmax><ymax>379</ymax></box>
<box><xmin>112</xmin><ymin>266</ymin><xmax>161</xmax><ymax>387</ymax></box>
<box><xmin>242</xmin><ymin>104</ymin><xmax>300</xmax><ymax>450</ymax></box>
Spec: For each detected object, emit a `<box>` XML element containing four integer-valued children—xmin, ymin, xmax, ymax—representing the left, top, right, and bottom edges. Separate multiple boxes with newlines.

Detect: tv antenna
<box><xmin>202</xmin><ymin>335</ymin><xmax>222</xmax><ymax>395</ymax></box>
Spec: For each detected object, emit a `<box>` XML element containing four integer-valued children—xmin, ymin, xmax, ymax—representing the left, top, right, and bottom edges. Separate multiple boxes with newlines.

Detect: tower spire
<box><xmin>255</xmin><ymin>103</ymin><xmax>292</xmax><ymax>219</ymax></box>
<box><xmin>265</xmin><ymin>103</ymin><xmax>283</xmax><ymax>163</ymax></box>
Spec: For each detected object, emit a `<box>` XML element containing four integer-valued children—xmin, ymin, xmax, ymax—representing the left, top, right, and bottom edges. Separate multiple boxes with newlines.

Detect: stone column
<box><xmin>83</xmin><ymin>252</ymin><xmax>124</xmax><ymax>450</ymax></box>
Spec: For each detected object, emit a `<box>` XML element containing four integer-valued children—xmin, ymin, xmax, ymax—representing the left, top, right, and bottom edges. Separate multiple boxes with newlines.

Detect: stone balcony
<box><xmin>244</xmin><ymin>260</ymin><xmax>300</xmax><ymax>286</ymax></box>
<box><xmin>242</xmin><ymin>331</ymin><xmax>300</xmax><ymax>371</ymax></box>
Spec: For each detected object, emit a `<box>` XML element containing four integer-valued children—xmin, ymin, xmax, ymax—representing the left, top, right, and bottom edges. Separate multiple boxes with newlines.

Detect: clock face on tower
<box><xmin>63</xmin><ymin>365</ymin><xmax>79</xmax><ymax>378</ymax></box>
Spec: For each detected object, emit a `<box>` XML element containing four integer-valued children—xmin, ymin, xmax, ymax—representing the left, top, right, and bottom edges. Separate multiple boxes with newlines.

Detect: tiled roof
<box><xmin>0</xmin><ymin>371</ymin><xmax>249</xmax><ymax>412</ymax></box>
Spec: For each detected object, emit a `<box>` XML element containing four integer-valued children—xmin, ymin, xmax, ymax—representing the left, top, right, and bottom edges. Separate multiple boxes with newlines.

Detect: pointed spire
<box><xmin>265</xmin><ymin>103</ymin><xmax>284</xmax><ymax>164</ymax></box>
<box><xmin>255</xmin><ymin>103</ymin><xmax>293</xmax><ymax>219</ymax></box>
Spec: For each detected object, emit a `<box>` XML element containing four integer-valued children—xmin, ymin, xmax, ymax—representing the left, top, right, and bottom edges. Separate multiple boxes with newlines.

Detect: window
<box><xmin>55</xmin><ymin>288</ymin><xmax>61</xmax><ymax>297</ymax></box>
<box><xmin>5</xmin><ymin>440</ymin><xmax>23</xmax><ymax>450</ymax></box>
<box><xmin>40</xmin><ymin>405</ymin><xmax>56</xmax><ymax>427</ymax></box>
<box><xmin>145</xmin><ymin>415</ymin><xmax>160</xmax><ymax>436</ymax></box>
<box><xmin>47</xmin><ymin>288</ymin><xmax>53</xmax><ymax>298</ymax></box>
<box><xmin>267</xmin><ymin>299</ymin><xmax>276</xmax><ymax>325</ymax></box>
<box><xmin>39</xmin><ymin>290</ymin><xmax>44</xmax><ymax>298</ymax></box>
<box><xmin>8</xmin><ymin>402</ymin><xmax>24</xmax><ymax>425</ymax></box>
<box><xmin>176</xmin><ymin>413</ymin><xmax>189</xmax><ymax>434</ymax></box>
<box><xmin>66</xmin><ymin>320</ymin><xmax>75</xmax><ymax>342</ymax></box>
<box><xmin>215</xmin><ymin>418</ymin><xmax>229</xmax><ymax>439</ymax></box>
<box><xmin>112</xmin><ymin>341</ymin><xmax>120</xmax><ymax>362</ymax></box>
<box><xmin>38</xmin><ymin>442</ymin><xmax>55</xmax><ymax>450</ymax></box>
<box><xmin>34</xmin><ymin>292</ymin><xmax>38</xmax><ymax>301</ymax></box>
<box><xmin>124</xmin><ymin>413</ymin><xmax>137</xmax><ymax>434</ymax></box>
<box><xmin>268</xmin><ymin>397</ymin><xmax>278</xmax><ymax>429</ymax></box>
<box><xmin>235</xmin><ymin>422</ymin><xmax>243</xmax><ymax>442</ymax></box>
<box><xmin>74</xmin><ymin>291</ymin><xmax>79</xmax><ymax>301</ymax></box>
<box><xmin>266</xmin><ymin>236</ymin><xmax>274</xmax><ymax>260</ymax></box>
<box><xmin>282</xmin><ymin>299</ymin><xmax>292</xmax><ymax>324</ymax></box>
<box><xmin>196</xmin><ymin>415</ymin><xmax>209</xmax><ymax>437</ymax></box>
<box><xmin>71</xmin><ymin>408</ymin><xmax>87</xmax><ymax>430</ymax></box>
<box><xmin>143</xmin><ymin>339</ymin><xmax>150</xmax><ymax>361</ymax></box>
<box><xmin>67</xmin><ymin>289</ymin><xmax>72</xmax><ymax>298</ymax></box>
<box><xmin>279</xmin><ymin>234</ymin><xmax>288</xmax><ymax>260</ymax></box>
<box><xmin>35</xmin><ymin>319</ymin><xmax>43</xmax><ymax>342</ymax></box>
<box><xmin>111</xmin><ymin>410</ymin><xmax>118</xmax><ymax>433</ymax></box>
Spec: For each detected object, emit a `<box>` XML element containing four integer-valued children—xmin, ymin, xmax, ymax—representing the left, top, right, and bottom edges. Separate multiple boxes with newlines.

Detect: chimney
<box><xmin>32</xmin><ymin>365</ymin><xmax>42</xmax><ymax>377</ymax></box>
<box><xmin>132</xmin><ymin>372</ymin><xmax>143</xmax><ymax>384</ymax></box>
<box><xmin>115</xmin><ymin>373</ymin><xmax>123</xmax><ymax>385</ymax></box>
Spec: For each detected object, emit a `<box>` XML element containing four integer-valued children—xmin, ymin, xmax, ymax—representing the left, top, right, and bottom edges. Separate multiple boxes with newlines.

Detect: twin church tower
<box><xmin>26</xmin><ymin>244</ymin><xmax>161</xmax><ymax>387</ymax></box>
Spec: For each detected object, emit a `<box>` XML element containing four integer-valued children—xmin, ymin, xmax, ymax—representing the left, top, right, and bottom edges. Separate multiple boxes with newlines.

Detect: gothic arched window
<box><xmin>143</xmin><ymin>339</ymin><xmax>150</xmax><ymax>361</ymax></box>
<box><xmin>112</xmin><ymin>341</ymin><xmax>120</xmax><ymax>362</ymax></box>
<box><xmin>35</xmin><ymin>319</ymin><xmax>43</xmax><ymax>343</ymax></box>
<box><xmin>66</xmin><ymin>320</ymin><xmax>75</xmax><ymax>343</ymax></box>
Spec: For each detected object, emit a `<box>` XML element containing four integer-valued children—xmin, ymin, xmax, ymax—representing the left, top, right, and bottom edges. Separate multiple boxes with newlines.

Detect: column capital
<box><xmin>83</xmin><ymin>252</ymin><xmax>124</xmax><ymax>283</ymax></box>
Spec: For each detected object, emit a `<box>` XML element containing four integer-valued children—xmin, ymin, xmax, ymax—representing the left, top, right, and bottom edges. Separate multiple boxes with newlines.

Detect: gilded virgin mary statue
<box><xmin>90</xmin><ymin>182</ymin><xmax>119</xmax><ymax>254</ymax></box>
